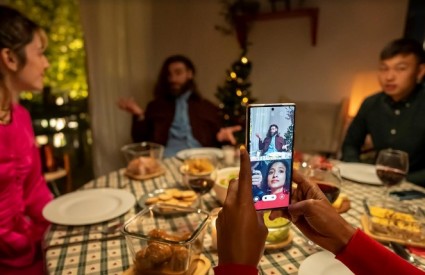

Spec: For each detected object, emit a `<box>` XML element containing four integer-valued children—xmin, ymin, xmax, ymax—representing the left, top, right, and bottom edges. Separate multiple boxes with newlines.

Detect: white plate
<box><xmin>42</xmin><ymin>188</ymin><xmax>136</xmax><ymax>225</ymax></box>
<box><xmin>337</xmin><ymin>162</ymin><xmax>382</xmax><ymax>185</ymax></box>
<box><xmin>298</xmin><ymin>251</ymin><xmax>353</xmax><ymax>275</ymax></box>
<box><xmin>176</xmin><ymin>147</ymin><xmax>224</xmax><ymax>160</ymax></box>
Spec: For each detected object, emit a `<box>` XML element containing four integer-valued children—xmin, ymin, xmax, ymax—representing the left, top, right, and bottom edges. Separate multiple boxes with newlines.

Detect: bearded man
<box><xmin>118</xmin><ymin>55</ymin><xmax>240</xmax><ymax>157</ymax></box>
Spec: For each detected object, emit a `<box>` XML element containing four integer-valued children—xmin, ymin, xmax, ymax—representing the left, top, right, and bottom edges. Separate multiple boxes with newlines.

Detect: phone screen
<box><xmin>246</xmin><ymin>103</ymin><xmax>296</xmax><ymax>210</ymax></box>
<box><xmin>389</xmin><ymin>190</ymin><xmax>425</xmax><ymax>200</ymax></box>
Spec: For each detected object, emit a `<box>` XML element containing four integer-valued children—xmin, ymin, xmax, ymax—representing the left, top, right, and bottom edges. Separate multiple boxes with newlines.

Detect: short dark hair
<box><xmin>0</xmin><ymin>5</ymin><xmax>42</xmax><ymax>69</ymax></box>
<box><xmin>380</xmin><ymin>38</ymin><xmax>425</xmax><ymax>64</ymax></box>
<box><xmin>153</xmin><ymin>54</ymin><xmax>198</xmax><ymax>98</ymax></box>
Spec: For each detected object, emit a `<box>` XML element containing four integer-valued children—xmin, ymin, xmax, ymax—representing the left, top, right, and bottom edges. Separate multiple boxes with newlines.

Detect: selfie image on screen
<box><xmin>248</xmin><ymin>105</ymin><xmax>295</xmax><ymax>210</ymax></box>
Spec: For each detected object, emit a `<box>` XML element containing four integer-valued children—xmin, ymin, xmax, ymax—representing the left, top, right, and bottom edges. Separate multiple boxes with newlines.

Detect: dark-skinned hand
<box><xmin>270</xmin><ymin>171</ymin><xmax>355</xmax><ymax>254</ymax></box>
<box><xmin>216</xmin><ymin>146</ymin><xmax>268</xmax><ymax>266</ymax></box>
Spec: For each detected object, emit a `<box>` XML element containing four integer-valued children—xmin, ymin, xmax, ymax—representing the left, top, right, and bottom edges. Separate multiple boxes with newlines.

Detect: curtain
<box><xmin>79</xmin><ymin>0</ymin><xmax>154</xmax><ymax>177</ymax></box>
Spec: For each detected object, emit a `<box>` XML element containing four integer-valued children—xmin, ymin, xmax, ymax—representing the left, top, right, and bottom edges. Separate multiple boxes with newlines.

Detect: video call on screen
<box><xmin>248</xmin><ymin>104</ymin><xmax>295</xmax><ymax>210</ymax></box>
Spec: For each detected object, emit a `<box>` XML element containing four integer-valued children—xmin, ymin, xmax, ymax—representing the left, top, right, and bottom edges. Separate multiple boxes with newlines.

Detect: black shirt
<box><xmin>342</xmin><ymin>84</ymin><xmax>425</xmax><ymax>187</ymax></box>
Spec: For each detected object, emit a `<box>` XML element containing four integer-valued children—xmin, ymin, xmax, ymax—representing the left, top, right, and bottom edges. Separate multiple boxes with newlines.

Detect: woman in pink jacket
<box><xmin>0</xmin><ymin>5</ymin><xmax>53</xmax><ymax>274</ymax></box>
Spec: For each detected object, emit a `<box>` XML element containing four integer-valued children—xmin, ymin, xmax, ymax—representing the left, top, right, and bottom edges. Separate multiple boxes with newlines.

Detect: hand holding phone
<box><xmin>246</xmin><ymin>103</ymin><xmax>296</xmax><ymax>211</ymax></box>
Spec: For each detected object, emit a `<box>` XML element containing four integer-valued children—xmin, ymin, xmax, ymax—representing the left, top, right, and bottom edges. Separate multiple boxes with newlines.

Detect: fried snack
<box><xmin>127</xmin><ymin>157</ymin><xmax>161</xmax><ymax>175</ymax></box>
<box><xmin>369</xmin><ymin>206</ymin><xmax>423</xmax><ymax>241</ymax></box>
<box><xmin>145</xmin><ymin>189</ymin><xmax>197</xmax><ymax>207</ymax></box>
<box><xmin>184</xmin><ymin>158</ymin><xmax>214</xmax><ymax>175</ymax></box>
<box><xmin>134</xmin><ymin>229</ymin><xmax>193</xmax><ymax>275</ymax></box>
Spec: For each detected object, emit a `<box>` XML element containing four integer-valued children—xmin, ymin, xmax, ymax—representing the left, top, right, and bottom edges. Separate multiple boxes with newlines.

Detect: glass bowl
<box><xmin>263</xmin><ymin>211</ymin><xmax>291</xmax><ymax>244</ymax></box>
<box><xmin>364</xmin><ymin>198</ymin><xmax>425</xmax><ymax>243</ymax></box>
<box><xmin>121</xmin><ymin>142</ymin><xmax>164</xmax><ymax>163</ymax></box>
<box><xmin>121</xmin><ymin>204</ymin><xmax>209</xmax><ymax>274</ymax></box>
<box><xmin>213</xmin><ymin>167</ymin><xmax>239</xmax><ymax>205</ymax></box>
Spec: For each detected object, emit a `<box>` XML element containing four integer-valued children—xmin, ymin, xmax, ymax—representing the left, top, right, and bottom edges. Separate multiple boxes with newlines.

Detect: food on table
<box><xmin>127</xmin><ymin>156</ymin><xmax>161</xmax><ymax>175</ymax></box>
<box><xmin>369</xmin><ymin>206</ymin><xmax>423</xmax><ymax>241</ymax></box>
<box><xmin>218</xmin><ymin>173</ymin><xmax>238</xmax><ymax>187</ymax></box>
<box><xmin>264</xmin><ymin>211</ymin><xmax>291</xmax><ymax>243</ymax></box>
<box><xmin>133</xmin><ymin>229</ymin><xmax>201</xmax><ymax>275</ymax></box>
<box><xmin>144</xmin><ymin>189</ymin><xmax>197</xmax><ymax>207</ymax></box>
<box><xmin>184</xmin><ymin>158</ymin><xmax>214</xmax><ymax>175</ymax></box>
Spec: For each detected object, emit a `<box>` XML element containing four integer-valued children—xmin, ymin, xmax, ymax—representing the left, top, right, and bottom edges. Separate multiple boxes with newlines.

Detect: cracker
<box><xmin>158</xmin><ymin>193</ymin><xmax>172</xmax><ymax>201</ymax></box>
<box><xmin>145</xmin><ymin>197</ymin><xmax>159</xmax><ymax>205</ymax></box>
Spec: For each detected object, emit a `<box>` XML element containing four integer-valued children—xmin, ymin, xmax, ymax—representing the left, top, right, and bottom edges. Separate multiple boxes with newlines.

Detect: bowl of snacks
<box><xmin>122</xmin><ymin>204</ymin><xmax>210</xmax><ymax>274</ymax></box>
<box><xmin>363</xmin><ymin>198</ymin><xmax>425</xmax><ymax>245</ymax></box>
<box><xmin>213</xmin><ymin>167</ymin><xmax>239</xmax><ymax>204</ymax></box>
<box><xmin>121</xmin><ymin>142</ymin><xmax>165</xmax><ymax>180</ymax></box>
<box><xmin>264</xmin><ymin>210</ymin><xmax>291</xmax><ymax>245</ymax></box>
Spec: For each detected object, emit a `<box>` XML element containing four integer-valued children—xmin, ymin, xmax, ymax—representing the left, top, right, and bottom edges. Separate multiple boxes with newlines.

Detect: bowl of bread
<box><xmin>122</xmin><ymin>142</ymin><xmax>165</xmax><ymax>180</ymax></box>
<box><xmin>122</xmin><ymin>204</ymin><xmax>210</xmax><ymax>274</ymax></box>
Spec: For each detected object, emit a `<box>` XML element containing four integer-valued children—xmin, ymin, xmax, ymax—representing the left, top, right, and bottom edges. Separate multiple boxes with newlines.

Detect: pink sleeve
<box><xmin>0</xmin><ymin>105</ymin><xmax>52</xmax><ymax>267</ymax></box>
<box><xmin>23</xmin><ymin>145</ymin><xmax>53</xmax><ymax>239</ymax></box>
<box><xmin>336</xmin><ymin>229</ymin><xmax>424</xmax><ymax>275</ymax></box>
<box><xmin>214</xmin><ymin>264</ymin><xmax>259</xmax><ymax>275</ymax></box>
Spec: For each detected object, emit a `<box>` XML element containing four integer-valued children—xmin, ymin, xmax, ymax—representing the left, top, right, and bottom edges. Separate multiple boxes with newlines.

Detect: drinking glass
<box><xmin>375</xmin><ymin>149</ymin><xmax>409</xmax><ymax>198</ymax></box>
<box><xmin>182</xmin><ymin>154</ymin><xmax>218</xmax><ymax>209</ymax></box>
<box><xmin>308</xmin><ymin>165</ymin><xmax>342</xmax><ymax>204</ymax></box>
<box><xmin>306</xmin><ymin>165</ymin><xmax>342</xmax><ymax>248</ymax></box>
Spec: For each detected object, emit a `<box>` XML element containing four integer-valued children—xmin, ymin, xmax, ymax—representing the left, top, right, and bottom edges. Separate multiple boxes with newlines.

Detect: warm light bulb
<box><xmin>241</xmin><ymin>57</ymin><xmax>248</xmax><ymax>64</ymax></box>
<box><xmin>236</xmin><ymin>90</ymin><xmax>242</xmax><ymax>96</ymax></box>
<box><xmin>242</xmin><ymin>97</ymin><xmax>248</xmax><ymax>103</ymax></box>
<box><xmin>230</xmin><ymin>72</ymin><xmax>237</xmax><ymax>79</ymax></box>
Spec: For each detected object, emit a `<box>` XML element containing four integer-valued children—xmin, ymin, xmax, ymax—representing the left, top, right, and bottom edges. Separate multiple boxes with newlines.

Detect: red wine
<box><xmin>188</xmin><ymin>178</ymin><xmax>215</xmax><ymax>195</ymax></box>
<box><xmin>376</xmin><ymin>166</ymin><xmax>406</xmax><ymax>187</ymax></box>
<box><xmin>317</xmin><ymin>182</ymin><xmax>340</xmax><ymax>203</ymax></box>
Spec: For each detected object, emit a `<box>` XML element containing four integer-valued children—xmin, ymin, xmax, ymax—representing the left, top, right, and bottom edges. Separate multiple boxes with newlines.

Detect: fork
<box><xmin>58</xmin><ymin>223</ymin><xmax>123</xmax><ymax>239</ymax></box>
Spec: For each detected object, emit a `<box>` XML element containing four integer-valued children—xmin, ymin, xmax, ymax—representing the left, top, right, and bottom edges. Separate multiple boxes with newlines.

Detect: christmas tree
<box><xmin>283</xmin><ymin>107</ymin><xmax>295</xmax><ymax>149</ymax></box>
<box><xmin>215</xmin><ymin>54</ymin><xmax>256</xmax><ymax>144</ymax></box>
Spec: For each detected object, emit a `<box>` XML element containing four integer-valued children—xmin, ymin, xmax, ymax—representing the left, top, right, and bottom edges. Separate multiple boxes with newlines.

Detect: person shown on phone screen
<box><xmin>256</xmin><ymin>124</ymin><xmax>288</xmax><ymax>156</ymax></box>
<box><xmin>251</xmin><ymin>160</ymin><xmax>291</xmax><ymax>205</ymax></box>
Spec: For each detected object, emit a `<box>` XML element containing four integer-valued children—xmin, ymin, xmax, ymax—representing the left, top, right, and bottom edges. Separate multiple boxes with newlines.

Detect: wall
<box><xmin>148</xmin><ymin>0</ymin><xmax>408</xmax><ymax>105</ymax></box>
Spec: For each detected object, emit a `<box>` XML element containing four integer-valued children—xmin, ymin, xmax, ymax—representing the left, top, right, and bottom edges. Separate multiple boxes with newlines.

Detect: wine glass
<box><xmin>308</xmin><ymin>165</ymin><xmax>342</xmax><ymax>204</ymax></box>
<box><xmin>182</xmin><ymin>154</ymin><xmax>217</xmax><ymax>209</ymax></box>
<box><xmin>375</xmin><ymin>149</ymin><xmax>409</xmax><ymax>199</ymax></box>
<box><xmin>305</xmin><ymin>165</ymin><xmax>342</xmax><ymax>248</ymax></box>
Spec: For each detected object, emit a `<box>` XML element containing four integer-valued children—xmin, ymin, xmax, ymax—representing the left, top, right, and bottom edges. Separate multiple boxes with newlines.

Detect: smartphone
<box><xmin>246</xmin><ymin>103</ymin><xmax>296</xmax><ymax>210</ymax></box>
<box><xmin>389</xmin><ymin>190</ymin><xmax>425</xmax><ymax>200</ymax></box>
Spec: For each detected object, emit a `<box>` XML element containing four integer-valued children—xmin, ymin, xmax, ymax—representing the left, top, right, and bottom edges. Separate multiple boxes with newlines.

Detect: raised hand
<box><xmin>216</xmin><ymin>146</ymin><xmax>268</xmax><ymax>266</ymax></box>
<box><xmin>269</xmin><ymin>171</ymin><xmax>355</xmax><ymax>254</ymax></box>
<box><xmin>252</xmin><ymin>170</ymin><xmax>263</xmax><ymax>188</ymax></box>
<box><xmin>117</xmin><ymin>97</ymin><xmax>144</xmax><ymax>116</ymax></box>
<box><xmin>255</xmin><ymin>133</ymin><xmax>261</xmax><ymax>140</ymax></box>
<box><xmin>216</xmin><ymin>125</ymin><xmax>242</xmax><ymax>145</ymax></box>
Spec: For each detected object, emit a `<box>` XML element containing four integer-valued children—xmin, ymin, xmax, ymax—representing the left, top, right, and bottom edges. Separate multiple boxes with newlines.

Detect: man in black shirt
<box><xmin>342</xmin><ymin>38</ymin><xmax>425</xmax><ymax>187</ymax></box>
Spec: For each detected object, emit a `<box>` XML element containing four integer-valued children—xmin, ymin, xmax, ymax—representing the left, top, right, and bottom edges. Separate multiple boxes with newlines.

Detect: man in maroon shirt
<box><xmin>118</xmin><ymin>55</ymin><xmax>241</xmax><ymax>156</ymax></box>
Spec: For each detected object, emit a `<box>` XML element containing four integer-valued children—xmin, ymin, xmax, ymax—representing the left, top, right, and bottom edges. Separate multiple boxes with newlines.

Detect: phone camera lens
<box><xmin>271</xmin><ymin>108</ymin><xmax>274</xmax><ymax>111</ymax></box>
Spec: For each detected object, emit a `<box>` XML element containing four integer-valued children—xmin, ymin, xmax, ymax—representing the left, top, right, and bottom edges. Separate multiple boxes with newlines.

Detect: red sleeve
<box><xmin>336</xmin><ymin>229</ymin><xmax>424</xmax><ymax>275</ymax></box>
<box><xmin>214</xmin><ymin>264</ymin><xmax>259</xmax><ymax>275</ymax></box>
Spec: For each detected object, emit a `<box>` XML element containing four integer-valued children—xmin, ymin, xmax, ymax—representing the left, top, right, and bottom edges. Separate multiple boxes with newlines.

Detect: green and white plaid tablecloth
<box><xmin>44</xmin><ymin>158</ymin><xmax>425</xmax><ymax>274</ymax></box>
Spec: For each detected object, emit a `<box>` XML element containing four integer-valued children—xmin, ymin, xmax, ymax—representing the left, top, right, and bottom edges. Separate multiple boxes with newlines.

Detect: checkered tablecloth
<box><xmin>44</xmin><ymin>158</ymin><xmax>425</xmax><ymax>274</ymax></box>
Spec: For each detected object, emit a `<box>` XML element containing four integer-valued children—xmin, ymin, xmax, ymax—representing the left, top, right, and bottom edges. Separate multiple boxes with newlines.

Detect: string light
<box><xmin>236</xmin><ymin>89</ymin><xmax>242</xmax><ymax>96</ymax></box>
<box><xmin>230</xmin><ymin>72</ymin><xmax>237</xmax><ymax>79</ymax></box>
<box><xmin>242</xmin><ymin>97</ymin><xmax>248</xmax><ymax>103</ymax></box>
<box><xmin>241</xmin><ymin>56</ymin><xmax>248</xmax><ymax>64</ymax></box>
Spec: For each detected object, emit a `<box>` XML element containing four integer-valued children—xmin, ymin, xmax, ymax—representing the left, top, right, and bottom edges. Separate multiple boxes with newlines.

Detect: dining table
<box><xmin>43</xmin><ymin>157</ymin><xmax>425</xmax><ymax>275</ymax></box>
